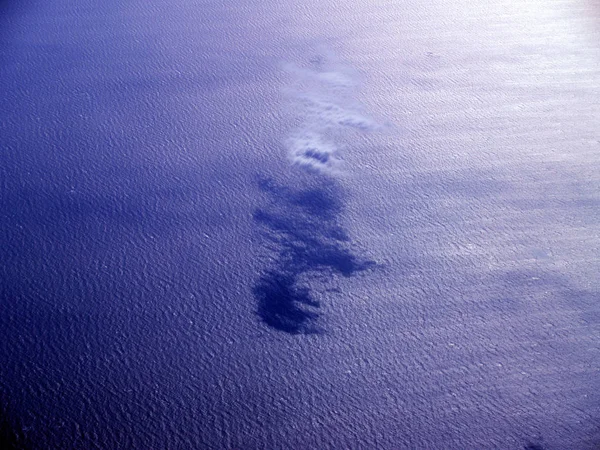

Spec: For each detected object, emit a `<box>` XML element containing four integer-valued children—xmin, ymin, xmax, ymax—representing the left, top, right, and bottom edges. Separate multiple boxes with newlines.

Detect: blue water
<box><xmin>1</xmin><ymin>0</ymin><xmax>599</xmax><ymax>448</ymax></box>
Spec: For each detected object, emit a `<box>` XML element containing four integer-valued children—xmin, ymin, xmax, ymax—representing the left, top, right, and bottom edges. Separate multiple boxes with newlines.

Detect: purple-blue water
<box><xmin>1</xmin><ymin>0</ymin><xmax>599</xmax><ymax>448</ymax></box>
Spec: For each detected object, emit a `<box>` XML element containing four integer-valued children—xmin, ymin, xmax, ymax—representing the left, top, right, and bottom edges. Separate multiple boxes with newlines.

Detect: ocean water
<box><xmin>1</xmin><ymin>0</ymin><xmax>599</xmax><ymax>448</ymax></box>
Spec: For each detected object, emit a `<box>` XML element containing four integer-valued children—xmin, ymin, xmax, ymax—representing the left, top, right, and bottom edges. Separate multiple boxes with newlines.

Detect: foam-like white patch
<box><xmin>282</xmin><ymin>52</ymin><xmax>384</xmax><ymax>176</ymax></box>
<box><xmin>286</xmin><ymin>132</ymin><xmax>341</xmax><ymax>174</ymax></box>
<box><xmin>315</xmin><ymin>71</ymin><xmax>356</xmax><ymax>88</ymax></box>
<box><xmin>282</xmin><ymin>63</ymin><xmax>357</xmax><ymax>89</ymax></box>
<box><xmin>297</xmin><ymin>95</ymin><xmax>378</xmax><ymax>131</ymax></box>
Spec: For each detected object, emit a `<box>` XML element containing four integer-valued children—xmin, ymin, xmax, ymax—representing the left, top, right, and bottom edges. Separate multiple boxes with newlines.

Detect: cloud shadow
<box><xmin>253</xmin><ymin>176</ymin><xmax>376</xmax><ymax>334</ymax></box>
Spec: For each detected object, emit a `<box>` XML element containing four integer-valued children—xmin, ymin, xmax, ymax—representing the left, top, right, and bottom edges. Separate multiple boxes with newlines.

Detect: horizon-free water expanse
<box><xmin>1</xmin><ymin>0</ymin><xmax>599</xmax><ymax>448</ymax></box>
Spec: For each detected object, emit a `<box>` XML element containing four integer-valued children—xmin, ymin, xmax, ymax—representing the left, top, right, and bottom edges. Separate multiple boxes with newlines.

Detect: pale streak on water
<box><xmin>0</xmin><ymin>0</ymin><xmax>599</xmax><ymax>448</ymax></box>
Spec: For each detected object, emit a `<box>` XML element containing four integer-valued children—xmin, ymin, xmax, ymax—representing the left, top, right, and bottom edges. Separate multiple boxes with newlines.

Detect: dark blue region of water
<box><xmin>253</xmin><ymin>177</ymin><xmax>376</xmax><ymax>334</ymax></box>
<box><xmin>0</xmin><ymin>0</ymin><xmax>275</xmax><ymax>448</ymax></box>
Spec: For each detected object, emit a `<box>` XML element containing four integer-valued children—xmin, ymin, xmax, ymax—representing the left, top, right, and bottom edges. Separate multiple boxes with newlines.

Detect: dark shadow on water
<box><xmin>524</xmin><ymin>443</ymin><xmax>545</xmax><ymax>450</ymax></box>
<box><xmin>253</xmin><ymin>176</ymin><xmax>376</xmax><ymax>334</ymax></box>
<box><xmin>0</xmin><ymin>400</ymin><xmax>28</xmax><ymax>450</ymax></box>
<box><xmin>254</xmin><ymin>272</ymin><xmax>319</xmax><ymax>334</ymax></box>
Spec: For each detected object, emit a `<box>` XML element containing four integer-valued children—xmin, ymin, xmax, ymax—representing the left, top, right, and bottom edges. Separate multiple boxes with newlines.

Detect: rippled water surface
<box><xmin>1</xmin><ymin>0</ymin><xmax>599</xmax><ymax>448</ymax></box>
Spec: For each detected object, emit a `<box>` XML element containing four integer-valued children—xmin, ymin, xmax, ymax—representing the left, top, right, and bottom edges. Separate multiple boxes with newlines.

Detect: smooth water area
<box><xmin>1</xmin><ymin>0</ymin><xmax>599</xmax><ymax>448</ymax></box>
